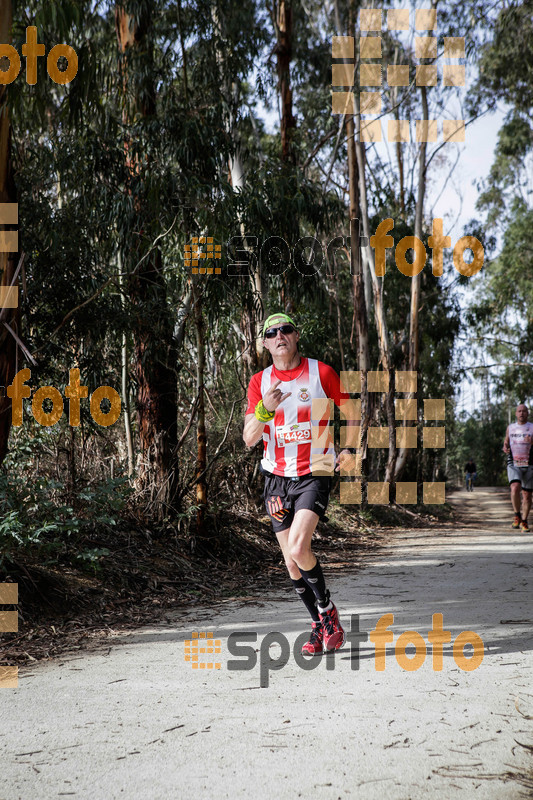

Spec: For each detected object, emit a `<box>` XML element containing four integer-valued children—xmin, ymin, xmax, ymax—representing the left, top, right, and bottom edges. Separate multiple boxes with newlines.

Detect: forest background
<box><xmin>0</xmin><ymin>0</ymin><xmax>532</xmax><ymax>631</ymax></box>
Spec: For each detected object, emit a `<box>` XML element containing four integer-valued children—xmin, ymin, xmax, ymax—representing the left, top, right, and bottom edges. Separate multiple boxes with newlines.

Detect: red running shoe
<box><xmin>512</xmin><ymin>513</ymin><xmax>521</xmax><ymax>529</ymax></box>
<box><xmin>301</xmin><ymin>622</ymin><xmax>324</xmax><ymax>655</ymax></box>
<box><xmin>319</xmin><ymin>603</ymin><xmax>345</xmax><ymax>651</ymax></box>
<box><xmin>520</xmin><ymin>519</ymin><xmax>530</xmax><ymax>532</ymax></box>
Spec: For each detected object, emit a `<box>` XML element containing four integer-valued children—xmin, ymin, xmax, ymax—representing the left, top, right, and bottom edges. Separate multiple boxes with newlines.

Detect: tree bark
<box><xmin>346</xmin><ymin>117</ymin><xmax>369</xmax><ymax>373</ymax></box>
<box><xmin>227</xmin><ymin>95</ymin><xmax>264</xmax><ymax>376</ymax></box>
<box><xmin>394</xmin><ymin>85</ymin><xmax>429</xmax><ymax>481</ymax></box>
<box><xmin>409</xmin><ymin>85</ymin><xmax>428</xmax><ymax>375</ymax></box>
<box><xmin>346</xmin><ymin>110</ymin><xmax>370</xmax><ymax>476</ymax></box>
<box><xmin>115</xmin><ymin>3</ymin><xmax>178</xmax><ymax>518</ymax></box>
<box><xmin>212</xmin><ymin>5</ymin><xmax>265</xmax><ymax>375</ymax></box>
<box><xmin>274</xmin><ymin>0</ymin><xmax>296</xmax><ymax>163</ymax></box>
<box><xmin>391</xmin><ymin>47</ymin><xmax>406</xmax><ymax>216</ymax></box>
<box><xmin>354</xmin><ymin>119</ymin><xmax>397</xmax><ymax>486</ymax></box>
<box><xmin>0</xmin><ymin>0</ymin><xmax>20</xmax><ymax>467</ymax></box>
<box><xmin>192</xmin><ymin>280</ymin><xmax>207</xmax><ymax>544</ymax></box>
<box><xmin>118</xmin><ymin>252</ymin><xmax>134</xmax><ymax>477</ymax></box>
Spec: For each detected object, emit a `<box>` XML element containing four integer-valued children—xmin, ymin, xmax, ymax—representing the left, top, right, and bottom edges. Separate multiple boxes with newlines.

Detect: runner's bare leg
<box><xmin>511</xmin><ymin>482</ymin><xmax>521</xmax><ymax>514</ymax></box>
<box><xmin>287</xmin><ymin>509</ymin><xmax>320</xmax><ymax>571</ymax></box>
<box><xmin>276</xmin><ymin>528</ymin><xmax>301</xmax><ymax>579</ymax></box>
<box><xmin>276</xmin><ymin>509</ymin><xmax>320</xmax><ymax>575</ymax></box>
<box><xmin>521</xmin><ymin>489</ymin><xmax>532</xmax><ymax>522</ymax></box>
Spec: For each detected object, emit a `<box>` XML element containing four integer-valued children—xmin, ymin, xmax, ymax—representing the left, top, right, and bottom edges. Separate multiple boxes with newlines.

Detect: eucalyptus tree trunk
<box><xmin>346</xmin><ymin>115</ymin><xmax>369</xmax><ymax>372</ymax></box>
<box><xmin>332</xmin><ymin>0</ymin><xmax>370</xmax><ymax>480</ymax></box>
<box><xmin>354</xmin><ymin>99</ymin><xmax>397</xmax><ymax>487</ymax></box>
<box><xmin>391</xmin><ymin>48</ymin><xmax>406</xmax><ymax>216</ymax></box>
<box><xmin>409</xmin><ymin>84</ymin><xmax>428</xmax><ymax>376</ymax></box>
<box><xmin>271</xmin><ymin>0</ymin><xmax>298</xmax><ymax>315</ymax></box>
<box><xmin>229</xmin><ymin>88</ymin><xmax>264</xmax><ymax>367</ymax></box>
<box><xmin>394</xmin><ymin>86</ymin><xmax>429</xmax><ymax>481</ymax></box>
<box><xmin>117</xmin><ymin>252</ymin><xmax>134</xmax><ymax>477</ymax></box>
<box><xmin>274</xmin><ymin>0</ymin><xmax>296</xmax><ymax>163</ymax></box>
<box><xmin>211</xmin><ymin>5</ymin><xmax>265</xmax><ymax>374</ymax></box>
<box><xmin>344</xmin><ymin>0</ymin><xmax>369</xmax><ymax>373</ymax></box>
<box><xmin>346</xmin><ymin>111</ymin><xmax>370</xmax><ymax>474</ymax></box>
<box><xmin>229</xmin><ymin>119</ymin><xmax>264</xmax><ymax>374</ymax></box>
<box><xmin>0</xmin><ymin>0</ymin><xmax>19</xmax><ymax>466</ymax></box>
<box><xmin>115</xmin><ymin>3</ymin><xmax>178</xmax><ymax>518</ymax></box>
<box><xmin>191</xmin><ymin>280</ymin><xmax>207</xmax><ymax>544</ymax></box>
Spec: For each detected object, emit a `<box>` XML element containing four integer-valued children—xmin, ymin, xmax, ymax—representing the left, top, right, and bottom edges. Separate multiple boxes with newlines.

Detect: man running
<box><xmin>243</xmin><ymin>312</ymin><xmax>359</xmax><ymax>655</ymax></box>
<box><xmin>503</xmin><ymin>403</ymin><xmax>533</xmax><ymax>532</ymax></box>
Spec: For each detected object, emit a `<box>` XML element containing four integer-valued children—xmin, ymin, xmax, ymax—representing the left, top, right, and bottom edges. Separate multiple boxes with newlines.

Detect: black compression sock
<box><xmin>291</xmin><ymin>577</ymin><xmax>320</xmax><ymax>622</ymax></box>
<box><xmin>299</xmin><ymin>559</ymin><xmax>329</xmax><ymax>607</ymax></box>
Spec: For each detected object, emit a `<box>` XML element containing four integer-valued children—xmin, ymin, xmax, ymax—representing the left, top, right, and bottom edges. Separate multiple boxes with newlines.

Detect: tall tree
<box><xmin>466</xmin><ymin>0</ymin><xmax>533</xmax><ymax>401</ymax></box>
<box><xmin>115</xmin><ymin>2</ymin><xmax>178</xmax><ymax>518</ymax></box>
<box><xmin>0</xmin><ymin>0</ymin><xmax>20</xmax><ymax>466</ymax></box>
<box><xmin>273</xmin><ymin>0</ymin><xmax>296</xmax><ymax>163</ymax></box>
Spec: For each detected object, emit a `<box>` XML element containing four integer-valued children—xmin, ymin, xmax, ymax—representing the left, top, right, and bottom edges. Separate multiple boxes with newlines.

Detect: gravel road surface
<box><xmin>1</xmin><ymin>487</ymin><xmax>532</xmax><ymax>799</ymax></box>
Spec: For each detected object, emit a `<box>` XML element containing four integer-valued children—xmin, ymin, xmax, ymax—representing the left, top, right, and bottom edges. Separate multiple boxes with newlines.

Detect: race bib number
<box><xmin>511</xmin><ymin>432</ymin><xmax>532</xmax><ymax>466</ymax></box>
<box><xmin>275</xmin><ymin>421</ymin><xmax>311</xmax><ymax>447</ymax></box>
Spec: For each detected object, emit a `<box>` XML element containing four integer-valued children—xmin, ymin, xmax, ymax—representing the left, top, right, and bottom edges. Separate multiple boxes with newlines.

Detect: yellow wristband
<box><xmin>255</xmin><ymin>400</ymin><xmax>275</xmax><ymax>422</ymax></box>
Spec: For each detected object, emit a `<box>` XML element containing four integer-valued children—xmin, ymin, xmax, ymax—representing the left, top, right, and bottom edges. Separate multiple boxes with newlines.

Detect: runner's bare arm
<box><xmin>503</xmin><ymin>425</ymin><xmax>510</xmax><ymax>453</ymax></box>
<box><xmin>243</xmin><ymin>413</ymin><xmax>265</xmax><ymax>448</ymax></box>
<box><xmin>336</xmin><ymin>397</ymin><xmax>362</xmax><ymax>472</ymax></box>
<box><xmin>338</xmin><ymin>398</ymin><xmax>361</xmax><ymax>448</ymax></box>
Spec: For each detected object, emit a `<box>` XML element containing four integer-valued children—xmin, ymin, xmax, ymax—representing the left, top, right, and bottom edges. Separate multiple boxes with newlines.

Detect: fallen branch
<box><xmin>515</xmin><ymin>694</ymin><xmax>533</xmax><ymax>720</ymax></box>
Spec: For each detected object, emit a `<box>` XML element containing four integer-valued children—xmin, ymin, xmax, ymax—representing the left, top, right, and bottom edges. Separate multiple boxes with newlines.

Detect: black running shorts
<box><xmin>263</xmin><ymin>472</ymin><xmax>332</xmax><ymax>533</ymax></box>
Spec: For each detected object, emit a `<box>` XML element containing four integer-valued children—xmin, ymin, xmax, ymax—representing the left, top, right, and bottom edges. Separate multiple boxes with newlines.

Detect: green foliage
<box><xmin>0</xmin><ymin>466</ymin><xmax>131</xmax><ymax>546</ymax></box>
<box><xmin>462</xmin><ymin>0</ymin><xmax>533</xmax><ymax>431</ymax></box>
<box><xmin>3</xmin><ymin>0</ymin><xmax>479</xmax><ymax>533</ymax></box>
<box><xmin>447</xmin><ymin>404</ymin><xmax>508</xmax><ymax>486</ymax></box>
<box><xmin>0</xmin><ymin>422</ymin><xmax>132</xmax><ymax>569</ymax></box>
<box><xmin>474</xmin><ymin>0</ymin><xmax>533</xmax><ymax>116</ymax></box>
<box><xmin>0</xmin><ymin>471</ymin><xmax>80</xmax><ymax>567</ymax></box>
<box><xmin>477</xmin><ymin>118</ymin><xmax>533</xmax><ymax>226</ymax></box>
<box><xmin>0</xmin><ymin>471</ymin><xmax>130</xmax><ymax>568</ymax></box>
<box><xmin>75</xmin><ymin>546</ymin><xmax>111</xmax><ymax>576</ymax></box>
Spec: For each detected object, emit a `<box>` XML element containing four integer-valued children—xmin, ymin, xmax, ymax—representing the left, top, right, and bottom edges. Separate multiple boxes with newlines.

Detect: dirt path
<box><xmin>1</xmin><ymin>488</ymin><xmax>532</xmax><ymax>799</ymax></box>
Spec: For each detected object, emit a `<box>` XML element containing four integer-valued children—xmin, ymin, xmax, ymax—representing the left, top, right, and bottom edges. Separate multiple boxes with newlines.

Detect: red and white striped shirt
<box><xmin>246</xmin><ymin>358</ymin><xmax>345</xmax><ymax>477</ymax></box>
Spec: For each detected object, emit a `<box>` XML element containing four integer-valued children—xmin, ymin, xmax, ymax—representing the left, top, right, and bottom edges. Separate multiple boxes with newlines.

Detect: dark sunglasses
<box><xmin>264</xmin><ymin>324</ymin><xmax>296</xmax><ymax>339</ymax></box>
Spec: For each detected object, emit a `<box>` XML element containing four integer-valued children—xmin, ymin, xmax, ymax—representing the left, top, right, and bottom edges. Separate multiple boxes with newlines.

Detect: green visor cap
<box><xmin>262</xmin><ymin>313</ymin><xmax>297</xmax><ymax>337</ymax></box>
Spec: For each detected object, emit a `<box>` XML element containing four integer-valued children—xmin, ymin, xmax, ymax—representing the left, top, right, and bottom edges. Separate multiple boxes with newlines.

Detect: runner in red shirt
<box><xmin>243</xmin><ymin>312</ymin><xmax>360</xmax><ymax>655</ymax></box>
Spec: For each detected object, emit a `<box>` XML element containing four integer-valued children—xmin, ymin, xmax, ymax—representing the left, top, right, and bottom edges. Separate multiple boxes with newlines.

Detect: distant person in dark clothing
<box><xmin>464</xmin><ymin>459</ymin><xmax>477</xmax><ymax>492</ymax></box>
